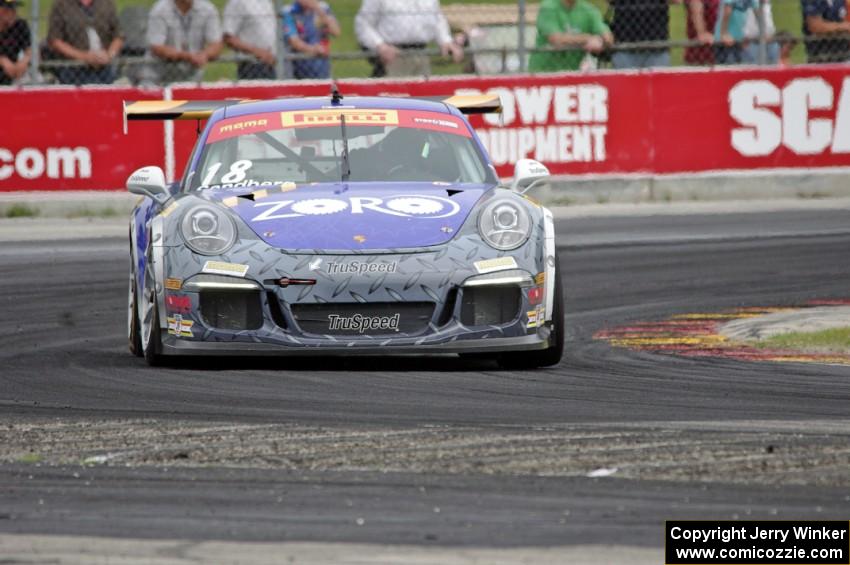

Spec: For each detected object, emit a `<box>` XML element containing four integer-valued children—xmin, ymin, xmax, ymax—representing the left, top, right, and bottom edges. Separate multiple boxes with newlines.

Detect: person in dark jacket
<box><xmin>47</xmin><ymin>0</ymin><xmax>123</xmax><ymax>84</ymax></box>
<box><xmin>0</xmin><ymin>0</ymin><xmax>30</xmax><ymax>85</ymax></box>
<box><xmin>609</xmin><ymin>0</ymin><xmax>681</xmax><ymax>68</ymax></box>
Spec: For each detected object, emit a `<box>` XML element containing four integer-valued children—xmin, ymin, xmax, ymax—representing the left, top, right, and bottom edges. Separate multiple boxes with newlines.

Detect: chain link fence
<box><xmin>0</xmin><ymin>0</ymin><xmax>847</xmax><ymax>86</ymax></box>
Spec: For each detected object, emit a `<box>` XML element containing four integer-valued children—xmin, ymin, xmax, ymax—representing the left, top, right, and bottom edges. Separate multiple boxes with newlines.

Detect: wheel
<box><xmin>143</xmin><ymin>303</ymin><xmax>164</xmax><ymax>367</ymax></box>
<box><xmin>128</xmin><ymin>268</ymin><xmax>143</xmax><ymax>357</ymax></box>
<box><xmin>498</xmin><ymin>255</ymin><xmax>564</xmax><ymax>369</ymax></box>
<box><xmin>140</xmin><ymin>258</ymin><xmax>164</xmax><ymax>366</ymax></box>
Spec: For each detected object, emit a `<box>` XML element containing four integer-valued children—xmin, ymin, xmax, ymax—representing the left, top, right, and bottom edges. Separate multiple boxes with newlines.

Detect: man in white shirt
<box><xmin>147</xmin><ymin>0</ymin><xmax>223</xmax><ymax>83</ymax></box>
<box><xmin>355</xmin><ymin>0</ymin><xmax>463</xmax><ymax>77</ymax></box>
<box><xmin>223</xmin><ymin>0</ymin><xmax>277</xmax><ymax>79</ymax></box>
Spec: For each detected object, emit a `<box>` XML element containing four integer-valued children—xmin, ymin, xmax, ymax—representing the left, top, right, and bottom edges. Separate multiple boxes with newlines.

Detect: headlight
<box><xmin>180</xmin><ymin>204</ymin><xmax>237</xmax><ymax>255</ymax></box>
<box><xmin>478</xmin><ymin>199</ymin><xmax>531</xmax><ymax>250</ymax></box>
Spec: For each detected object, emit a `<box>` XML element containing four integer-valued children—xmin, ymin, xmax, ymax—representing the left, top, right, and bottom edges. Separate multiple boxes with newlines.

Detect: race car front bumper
<box><xmin>157</xmin><ymin>234</ymin><xmax>553</xmax><ymax>357</ymax></box>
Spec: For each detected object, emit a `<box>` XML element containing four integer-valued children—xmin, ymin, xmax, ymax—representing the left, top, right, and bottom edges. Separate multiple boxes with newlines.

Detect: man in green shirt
<box><xmin>529</xmin><ymin>0</ymin><xmax>613</xmax><ymax>71</ymax></box>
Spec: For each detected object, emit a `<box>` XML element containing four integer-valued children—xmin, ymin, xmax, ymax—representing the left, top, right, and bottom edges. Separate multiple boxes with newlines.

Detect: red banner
<box><xmin>0</xmin><ymin>87</ymin><xmax>166</xmax><ymax>191</ymax></box>
<box><xmin>652</xmin><ymin>67</ymin><xmax>850</xmax><ymax>173</ymax></box>
<box><xmin>1</xmin><ymin>65</ymin><xmax>848</xmax><ymax>191</ymax></box>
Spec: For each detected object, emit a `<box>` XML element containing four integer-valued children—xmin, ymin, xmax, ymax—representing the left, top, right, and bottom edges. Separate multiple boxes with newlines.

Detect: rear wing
<box><xmin>123</xmin><ymin>99</ymin><xmax>253</xmax><ymax>122</ymax></box>
<box><xmin>122</xmin><ymin>99</ymin><xmax>250</xmax><ymax>133</ymax></box>
<box><xmin>123</xmin><ymin>94</ymin><xmax>501</xmax><ymax>132</ymax></box>
<box><xmin>427</xmin><ymin>94</ymin><xmax>502</xmax><ymax>115</ymax></box>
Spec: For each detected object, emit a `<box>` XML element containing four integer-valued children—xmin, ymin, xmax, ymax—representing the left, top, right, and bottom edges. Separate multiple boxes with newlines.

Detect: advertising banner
<box><xmin>652</xmin><ymin>67</ymin><xmax>850</xmax><ymax>173</ymax></box>
<box><xmin>1</xmin><ymin>64</ymin><xmax>848</xmax><ymax>191</ymax></box>
<box><xmin>0</xmin><ymin>87</ymin><xmax>165</xmax><ymax>191</ymax></box>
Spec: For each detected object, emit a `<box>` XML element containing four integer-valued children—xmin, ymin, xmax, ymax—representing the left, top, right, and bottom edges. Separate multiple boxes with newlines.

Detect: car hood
<box><xmin>202</xmin><ymin>182</ymin><xmax>493</xmax><ymax>251</ymax></box>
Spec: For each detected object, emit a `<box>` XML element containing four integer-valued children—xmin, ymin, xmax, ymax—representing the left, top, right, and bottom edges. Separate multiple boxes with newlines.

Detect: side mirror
<box><xmin>127</xmin><ymin>166</ymin><xmax>169</xmax><ymax>201</ymax></box>
<box><xmin>511</xmin><ymin>159</ymin><xmax>550</xmax><ymax>192</ymax></box>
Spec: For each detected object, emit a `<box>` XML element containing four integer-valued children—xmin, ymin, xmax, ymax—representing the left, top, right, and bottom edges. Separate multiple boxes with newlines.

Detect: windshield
<box><xmin>191</xmin><ymin>108</ymin><xmax>496</xmax><ymax>190</ymax></box>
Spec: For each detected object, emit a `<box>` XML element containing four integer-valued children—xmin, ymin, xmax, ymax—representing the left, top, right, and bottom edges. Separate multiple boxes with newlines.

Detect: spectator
<box><xmin>223</xmin><ymin>0</ymin><xmax>277</xmax><ymax>79</ymax></box>
<box><xmin>147</xmin><ymin>0</ymin><xmax>222</xmax><ymax>83</ymax></box>
<box><xmin>684</xmin><ymin>0</ymin><xmax>719</xmax><ymax>64</ymax></box>
<box><xmin>741</xmin><ymin>0</ymin><xmax>778</xmax><ymax>64</ymax></box>
<box><xmin>355</xmin><ymin>0</ymin><xmax>463</xmax><ymax>77</ymax></box>
<box><xmin>609</xmin><ymin>0</ymin><xmax>681</xmax><ymax>69</ymax></box>
<box><xmin>775</xmin><ymin>30</ymin><xmax>798</xmax><ymax>65</ymax></box>
<box><xmin>802</xmin><ymin>0</ymin><xmax>850</xmax><ymax>62</ymax></box>
<box><xmin>282</xmin><ymin>0</ymin><xmax>340</xmax><ymax>79</ymax></box>
<box><xmin>47</xmin><ymin>0</ymin><xmax>123</xmax><ymax>84</ymax></box>
<box><xmin>528</xmin><ymin>0</ymin><xmax>612</xmax><ymax>72</ymax></box>
<box><xmin>0</xmin><ymin>0</ymin><xmax>30</xmax><ymax>85</ymax></box>
<box><xmin>713</xmin><ymin>0</ymin><xmax>758</xmax><ymax>64</ymax></box>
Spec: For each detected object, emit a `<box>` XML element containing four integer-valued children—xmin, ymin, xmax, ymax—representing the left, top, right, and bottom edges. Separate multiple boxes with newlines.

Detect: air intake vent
<box><xmin>461</xmin><ymin>287</ymin><xmax>521</xmax><ymax>326</ymax></box>
<box><xmin>200</xmin><ymin>291</ymin><xmax>263</xmax><ymax>331</ymax></box>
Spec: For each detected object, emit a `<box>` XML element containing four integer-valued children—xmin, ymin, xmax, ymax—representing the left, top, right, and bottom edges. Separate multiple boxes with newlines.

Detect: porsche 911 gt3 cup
<box><xmin>124</xmin><ymin>92</ymin><xmax>563</xmax><ymax>368</ymax></box>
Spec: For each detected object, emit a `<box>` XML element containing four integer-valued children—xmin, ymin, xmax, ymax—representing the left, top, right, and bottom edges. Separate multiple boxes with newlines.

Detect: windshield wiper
<box><xmin>340</xmin><ymin>113</ymin><xmax>351</xmax><ymax>182</ymax></box>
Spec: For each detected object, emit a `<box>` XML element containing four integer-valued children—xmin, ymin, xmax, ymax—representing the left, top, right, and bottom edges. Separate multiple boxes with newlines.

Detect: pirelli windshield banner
<box><xmin>665</xmin><ymin>521</ymin><xmax>850</xmax><ymax>565</ymax></box>
<box><xmin>205</xmin><ymin>109</ymin><xmax>471</xmax><ymax>144</ymax></box>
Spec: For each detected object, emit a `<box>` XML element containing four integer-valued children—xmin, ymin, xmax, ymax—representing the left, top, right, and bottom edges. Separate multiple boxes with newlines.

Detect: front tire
<box><xmin>498</xmin><ymin>255</ymin><xmax>564</xmax><ymax>369</ymax></box>
<box><xmin>140</xmin><ymin>259</ymin><xmax>164</xmax><ymax>366</ymax></box>
<box><xmin>143</xmin><ymin>305</ymin><xmax>164</xmax><ymax>366</ymax></box>
<box><xmin>128</xmin><ymin>269</ymin><xmax>143</xmax><ymax>357</ymax></box>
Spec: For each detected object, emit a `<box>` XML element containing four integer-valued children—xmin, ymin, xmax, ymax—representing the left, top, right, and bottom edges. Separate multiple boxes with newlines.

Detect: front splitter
<box><xmin>161</xmin><ymin>333</ymin><xmax>550</xmax><ymax>357</ymax></box>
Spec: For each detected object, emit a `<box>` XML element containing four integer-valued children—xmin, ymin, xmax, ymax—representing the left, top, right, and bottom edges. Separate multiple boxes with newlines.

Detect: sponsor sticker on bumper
<box><xmin>166</xmin><ymin>294</ymin><xmax>192</xmax><ymax>313</ymax></box>
<box><xmin>328</xmin><ymin>313</ymin><xmax>400</xmax><ymax>333</ymax></box>
<box><xmin>167</xmin><ymin>315</ymin><xmax>194</xmax><ymax>337</ymax></box>
<box><xmin>203</xmin><ymin>261</ymin><xmax>249</xmax><ymax>277</ymax></box>
<box><xmin>526</xmin><ymin>305</ymin><xmax>546</xmax><ymax>329</ymax></box>
<box><xmin>327</xmin><ymin>261</ymin><xmax>397</xmax><ymax>275</ymax></box>
<box><xmin>474</xmin><ymin>257</ymin><xmax>518</xmax><ymax>274</ymax></box>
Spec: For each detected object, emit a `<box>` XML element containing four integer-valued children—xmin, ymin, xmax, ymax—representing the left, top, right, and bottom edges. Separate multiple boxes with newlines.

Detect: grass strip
<box><xmin>755</xmin><ymin>327</ymin><xmax>850</xmax><ymax>353</ymax></box>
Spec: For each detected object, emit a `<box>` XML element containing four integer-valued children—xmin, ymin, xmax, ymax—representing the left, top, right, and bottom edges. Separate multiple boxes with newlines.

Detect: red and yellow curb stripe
<box><xmin>594</xmin><ymin>302</ymin><xmax>850</xmax><ymax>366</ymax></box>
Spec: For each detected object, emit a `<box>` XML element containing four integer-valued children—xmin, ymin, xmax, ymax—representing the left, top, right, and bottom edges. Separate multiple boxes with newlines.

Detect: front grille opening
<box><xmin>200</xmin><ymin>291</ymin><xmax>263</xmax><ymax>331</ymax></box>
<box><xmin>437</xmin><ymin>287</ymin><xmax>458</xmax><ymax>326</ymax></box>
<box><xmin>460</xmin><ymin>286</ymin><xmax>521</xmax><ymax>327</ymax></box>
<box><xmin>266</xmin><ymin>291</ymin><xmax>288</xmax><ymax>329</ymax></box>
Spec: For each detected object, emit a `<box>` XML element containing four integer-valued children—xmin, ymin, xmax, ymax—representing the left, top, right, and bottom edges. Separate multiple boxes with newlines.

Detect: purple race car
<box><xmin>123</xmin><ymin>92</ymin><xmax>563</xmax><ymax>368</ymax></box>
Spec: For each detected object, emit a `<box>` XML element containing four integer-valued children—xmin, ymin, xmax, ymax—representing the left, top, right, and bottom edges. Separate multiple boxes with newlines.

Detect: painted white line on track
<box><xmin>0</xmin><ymin>535</ymin><xmax>661</xmax><ymax>565</ymax></box>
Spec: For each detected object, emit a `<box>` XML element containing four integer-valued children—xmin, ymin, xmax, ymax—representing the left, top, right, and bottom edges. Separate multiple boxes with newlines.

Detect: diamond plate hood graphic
<box><xmin>204</xmin><ymin>182</ymin><xmax>492</xmax><ymax>250</ymax></box>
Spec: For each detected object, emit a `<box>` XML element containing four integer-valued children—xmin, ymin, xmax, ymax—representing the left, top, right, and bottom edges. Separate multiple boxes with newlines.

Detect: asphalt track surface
<box><xmin>1</xmin><ymin>207</ymin><xmax>850</xmax><ymax>551</ymax></box>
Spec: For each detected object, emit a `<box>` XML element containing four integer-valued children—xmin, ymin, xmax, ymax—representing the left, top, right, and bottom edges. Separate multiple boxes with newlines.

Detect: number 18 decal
<box><xmin>201</xmin><ymin>160</ymin><xmax>253</xmax><ymax>186</ymax></box>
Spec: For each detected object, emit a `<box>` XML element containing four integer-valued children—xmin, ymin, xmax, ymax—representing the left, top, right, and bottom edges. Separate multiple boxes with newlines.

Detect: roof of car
<box><xmin>222</xmin><ymin>96</ymin><xmax>459</xmax><ymax>120</ymax></box>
